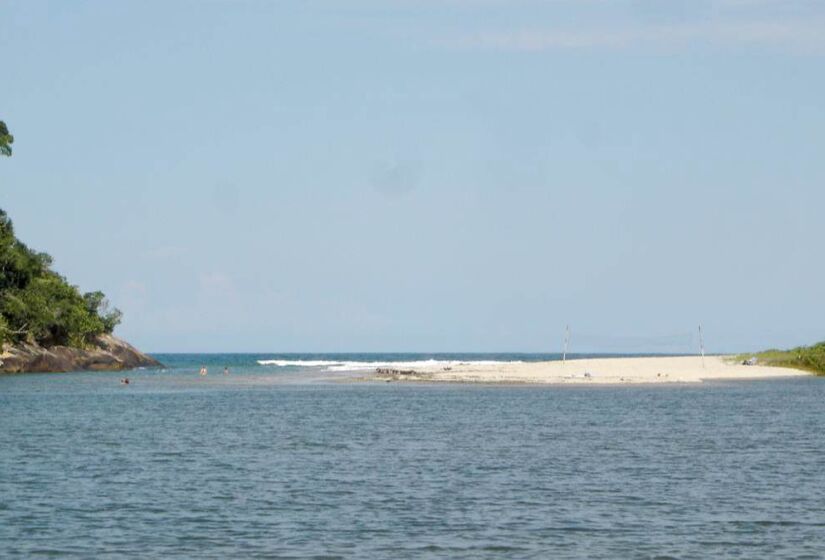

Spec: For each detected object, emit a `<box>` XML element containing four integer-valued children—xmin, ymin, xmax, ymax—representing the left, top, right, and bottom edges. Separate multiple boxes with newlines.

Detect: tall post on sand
<box><xmin>563</xmin><ymin>324</ymin><xmax>570</xmax><ymax>365</ymax></box>
<box><xmin>698</xmin><ymin>324</ymin><xmax>706</xmax><ymax>369</ymax></box>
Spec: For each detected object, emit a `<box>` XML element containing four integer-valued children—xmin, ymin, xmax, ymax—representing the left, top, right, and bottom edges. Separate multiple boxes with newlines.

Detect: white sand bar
<box><xmin>368</xmin><ymin>356</ymin><xmax>809</xmax><ymax>384</ymax></box>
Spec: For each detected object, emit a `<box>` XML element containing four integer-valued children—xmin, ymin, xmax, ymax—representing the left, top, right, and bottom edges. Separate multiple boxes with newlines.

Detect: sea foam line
<box><xmin>257</xmin><ymin>359</ymin><xmax>524</xmax><ymax>372</ymax></box>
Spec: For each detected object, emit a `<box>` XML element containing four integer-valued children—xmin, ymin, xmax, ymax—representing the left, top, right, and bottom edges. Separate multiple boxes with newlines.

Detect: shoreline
<box><xmin>356</xmin><ymin>355</ymin><xmax>810</xmax><ymax>385</ymax></box>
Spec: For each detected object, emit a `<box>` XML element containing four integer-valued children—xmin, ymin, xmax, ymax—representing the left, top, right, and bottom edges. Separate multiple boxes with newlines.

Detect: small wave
<box><xmin>257</xmin><ymin>360</ymin><xmax>343</xmax><ymax>367</ymax></box>
<box><xmin>257</xmin><ymin>359</ymin><xmax>523</xmax><ymax>372</ymax></box>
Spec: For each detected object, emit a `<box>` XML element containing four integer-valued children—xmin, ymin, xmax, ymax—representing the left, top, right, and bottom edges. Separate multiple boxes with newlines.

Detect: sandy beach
<box><xmin>366</xmin><ymin>356</ymin><xmax>810</xmax><ymax>384</ymax></box>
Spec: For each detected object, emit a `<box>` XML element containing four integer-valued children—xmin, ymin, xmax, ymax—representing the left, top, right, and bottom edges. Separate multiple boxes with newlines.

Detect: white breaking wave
<box><xmin>257</xmin><ymin>359</ymin><xmax>523</xmax><ymax>372</ymax></box>
<box><xmin>257</xmin><ymin>360</ymin><xmax>343</xmax><ymax>367</ymax></box>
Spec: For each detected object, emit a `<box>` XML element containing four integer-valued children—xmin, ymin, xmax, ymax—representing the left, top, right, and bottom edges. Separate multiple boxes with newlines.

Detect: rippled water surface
<box><xmin>1</xmin><ymin>355</ymin><xmax>824</xmax><ymax>558</ymax></box>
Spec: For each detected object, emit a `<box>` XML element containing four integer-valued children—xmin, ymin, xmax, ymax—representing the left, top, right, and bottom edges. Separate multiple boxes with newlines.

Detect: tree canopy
<box><xmin>0</xmin><ymin>211</ymin><xmax>122</xmax><ymax>347</ymax></box>
<box><xmin>0</xmin><ymin>121</ymin><xmax>13</xmax><ymax>157</ymax></box>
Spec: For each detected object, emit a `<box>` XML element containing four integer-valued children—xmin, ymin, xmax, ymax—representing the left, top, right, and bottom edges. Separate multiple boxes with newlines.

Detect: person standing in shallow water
<box><xmin>199</xmin><ymin>366</ymin><xmax>207</xmax><ymax>376</ymax></box>
<box><xmin>223</xmin><ymin>367</ymin><xmax>229</xmax><ymax>375</ymax></box>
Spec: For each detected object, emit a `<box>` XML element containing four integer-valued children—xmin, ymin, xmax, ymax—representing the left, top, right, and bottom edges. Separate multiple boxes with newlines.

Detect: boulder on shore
<box><xmin>0</xmin><ymin>334</ymin><xmax>161</xmax><ymax>373</ymax></box>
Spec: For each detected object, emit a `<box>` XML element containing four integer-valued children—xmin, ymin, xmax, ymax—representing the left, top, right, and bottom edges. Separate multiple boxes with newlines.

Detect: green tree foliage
<box><xmin>84</xmin><ymin>290</ymin><xmax>123</xmax><ymax>335</ymax></box>
<box><xmin>0</xmin><ymin>210</ymin><xmax>121</xmax><ymax>347</ymax></box>
<box><xmin>0</xmin><ymin>121</ymin><xmax>13</xmax><ymax>157</ymax></box>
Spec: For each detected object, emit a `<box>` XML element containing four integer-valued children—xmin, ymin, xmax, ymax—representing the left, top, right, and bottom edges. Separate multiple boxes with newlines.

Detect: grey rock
<box><xmin>1</xmin><ymin>334</ymin><xmax>161</xmax><ymax>373</ymax></box>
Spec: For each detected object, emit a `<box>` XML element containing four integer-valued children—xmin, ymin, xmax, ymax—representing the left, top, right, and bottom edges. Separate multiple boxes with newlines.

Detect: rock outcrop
<box><xmin>0</xmin><ymin>334</ymin><xmax>161</xmax><ymax>373</ymax></box>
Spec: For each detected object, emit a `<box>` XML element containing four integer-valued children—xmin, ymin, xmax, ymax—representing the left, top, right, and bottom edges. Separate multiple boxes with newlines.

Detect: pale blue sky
<box><xmin>2</xmin><ymin>0</ymin><xmax>824</xmax><ymax>352</ymax></box>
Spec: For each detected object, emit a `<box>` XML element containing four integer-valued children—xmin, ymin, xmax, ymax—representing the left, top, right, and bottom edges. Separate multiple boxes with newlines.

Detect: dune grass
<box><xmin>736</xmin><ymin>341</ymin><xmax>825</xmax><ymax>376</ymax></box>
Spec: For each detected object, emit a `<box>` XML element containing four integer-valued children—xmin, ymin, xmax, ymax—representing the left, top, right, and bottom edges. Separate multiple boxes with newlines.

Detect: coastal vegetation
<box><xmin>1</xmin><ymin>119</ymin><xmax>122</xmax><ymax>348</ymax></box>
<box><xmin>0</xmin><ymin>120</ymin><xmax>12</xmax><ymax>156</ymax></box>
<box><xmin>737</xmin><ymin>341</ymin><xmax>825</xmax><ymax>376</ymax></box>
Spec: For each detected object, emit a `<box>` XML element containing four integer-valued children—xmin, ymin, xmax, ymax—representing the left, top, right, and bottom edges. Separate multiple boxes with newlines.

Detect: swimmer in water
<box><xmin>223</xmin><ymin>367</ymin><xmax>229</xmax><ymax>375</ymax></box>
<box><xmin>120</xmin><ymin>377</ymin><xmax>130</xmax><ymax>385</ymax></box>
<box><xmin>199</xmin><ymin>366</ymin><xmax>207</xmax><ymax>376</ymax></box>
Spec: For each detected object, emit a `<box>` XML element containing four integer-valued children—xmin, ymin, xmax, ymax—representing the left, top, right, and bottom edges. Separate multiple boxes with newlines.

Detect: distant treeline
<box><xmin>740</xmin><ymin>342</ymin><xmax>825</xmax><ymax>376</ymax></box>
<box><xmin>0</xmin><ymin>210</ymin><xmax>121</xmax><ymax>348</ymax></box>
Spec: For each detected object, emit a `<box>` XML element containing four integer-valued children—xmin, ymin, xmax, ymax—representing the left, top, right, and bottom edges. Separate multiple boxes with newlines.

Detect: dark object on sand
<box><xmin>376</xmin><ymin>367</ymin><xmax>417</xmax><ymax>376</ymax></box>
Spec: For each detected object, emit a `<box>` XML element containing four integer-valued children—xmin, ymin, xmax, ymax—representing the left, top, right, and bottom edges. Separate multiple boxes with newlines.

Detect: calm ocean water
<box><xmin>1</xmin><ymin>353</ymin><xmax>824</xmax><ymax>558</ymax></box>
